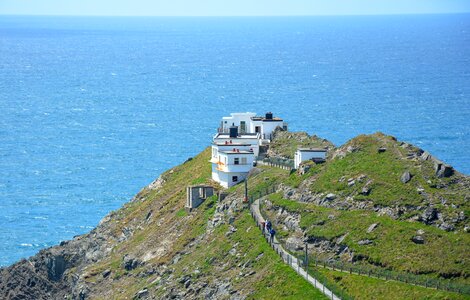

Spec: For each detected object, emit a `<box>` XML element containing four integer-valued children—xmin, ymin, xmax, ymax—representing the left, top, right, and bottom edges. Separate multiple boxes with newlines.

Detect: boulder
<box><xmin>400</xmin><ymin>171</ymin><xmax>412</xmax><ymax>183</ymax></box>
<box><xmin>358</xmin><ymin>239</ymin><xmax>373</xmax><ymax>245</ymax></box>
<box><xmin>136</xmin><ymin>288</ymin><xmax>149</xmax><ymax>298</ymax></box>
<box><xmin>377</xmin><ymin>147</ymin><xmax>387</xmax><ymax>153</ymax></box>
<box><xmin>102</xmin><ymin>269</ymin><xmax>111</xmax><ymax>278</ymax></box>
<box><xmin>367</xmin><ymin>223</ymin><xmax>378</xmax><ymax>233</ymax></box>
<box><xmin>411</xmin><ymin>235</ymin><xmax>425</xmax><ymax>244</ymax></box>
<box><xmin>361</xmin><ymin>186</ymin><xmax>371</xmax><ymax>196</ymax></box>
<box><xmin>298</xmin><ymin>163</ymin><xmax>311</xmax><ymax>175</ymax></box>
<box><xmin>325</xmin><ymin>193</ymin><xmax>336</xmax><ymax>201</ymax></box>
<box><xmin>439</xmin><ymin>222</ymin><xmax>455</xmax><ymax>232</ymax></box>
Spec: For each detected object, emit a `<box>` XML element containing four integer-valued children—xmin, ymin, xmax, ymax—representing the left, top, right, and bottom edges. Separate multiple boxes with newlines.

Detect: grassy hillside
<box><xmin>78</xmin><ymin>147</ymin><xmax>327</xmax><ymax>299</ymax></box>
<box><xmin>2</xmin><ymin>131</ymin><xmax>468</xmax><ymax>300</ymax></box>
<box><xmin>268</xmin><ymin>131</ymin><xmax>335</xmax><ymax>159</ymax></box>
<box><xmin>252</xmin><ymin>132</ymin><xmax>470</xmax><ymax>298</ymax></box>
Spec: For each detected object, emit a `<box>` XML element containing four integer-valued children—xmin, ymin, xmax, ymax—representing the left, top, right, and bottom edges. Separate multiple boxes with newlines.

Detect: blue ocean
<box><xmin>0</xmin><ymin>14</ymin><xmax>469</xmax><ymax>266</ymax></box>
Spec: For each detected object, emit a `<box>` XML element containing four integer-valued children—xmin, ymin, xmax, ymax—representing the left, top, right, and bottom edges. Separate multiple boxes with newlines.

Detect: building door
<box><xmin>240</xmin><ymin>121</ymin><xmax>246</xmax><ymax>134</ymax></box>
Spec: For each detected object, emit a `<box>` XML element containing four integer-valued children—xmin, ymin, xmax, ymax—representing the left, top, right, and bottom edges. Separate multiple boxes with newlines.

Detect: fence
<box><xmin>308</xmin><ymin>257</ymin><xmax>470</xmax><ymax>295</ymax></box>
<box><xmin>249</xmin><ymin>189</ymin><xmax>470</xmax><ymax>297</ymax></box>
<box><xmin>256</xmin><ymin>157</ymin><xmax>295</xmax><ymax>170</ymax></box>
<box><xmin>248</xmin><ymin>185</ymin><xmax>277</xmax><ymax>205</ymax></box>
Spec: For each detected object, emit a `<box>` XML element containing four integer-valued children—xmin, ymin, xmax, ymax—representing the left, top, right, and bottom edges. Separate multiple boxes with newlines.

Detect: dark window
<box><xmin>240</xmin><ymin>121</ymin><xmax>246</xmax><ymax>133</ymax></box>
<box><xmin>234</xmin><ymin>157</ymin><xmax>239</xmax><ymax>165</ymax></box>
<box><xmin>232</xmin><ymin>176</ymin><xmax>238</xmax><ymax>182</ymax></box>
<box><xmin>255</xmin><ymin>126</ymin><xmax>261</xmax><ymax>133</ymax></box>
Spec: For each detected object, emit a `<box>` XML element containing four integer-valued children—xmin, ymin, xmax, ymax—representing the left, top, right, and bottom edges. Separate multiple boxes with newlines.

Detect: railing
<box><xmin>256</xmin><ymin>157</ymin><xmax>295</xmax><ymax>170</ymax></box>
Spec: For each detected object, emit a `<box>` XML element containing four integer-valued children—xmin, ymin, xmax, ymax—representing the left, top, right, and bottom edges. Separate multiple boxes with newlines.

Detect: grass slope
<box><xmin>317</xmin><ymin>268</ymin><xmax>469</xmax><ymax>300</ymax></box>
<box><xmin>80</xmin><ymin>147</ymin><xmax>327</xmax><ymax>299</ymax></box>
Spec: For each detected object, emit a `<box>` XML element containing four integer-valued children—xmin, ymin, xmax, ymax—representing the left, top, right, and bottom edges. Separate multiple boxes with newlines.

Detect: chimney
<box><xmin>265</xmin><ymin>112</ymin><xmax>273</xmax><ymax>120</ymax></box>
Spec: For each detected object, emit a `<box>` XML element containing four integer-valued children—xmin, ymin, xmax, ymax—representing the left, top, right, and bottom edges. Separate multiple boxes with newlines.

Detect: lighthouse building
<box><xmin>211</xmin><ymin>112</ymin><xmax>287</xmax><ymax>188</ymax></box>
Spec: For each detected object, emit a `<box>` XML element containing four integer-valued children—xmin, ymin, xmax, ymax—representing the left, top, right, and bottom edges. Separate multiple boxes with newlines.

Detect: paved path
<box><xmin>250</xmin><ymin>199</ymin><xmax>341</xmax><ymax>300</ymax></box>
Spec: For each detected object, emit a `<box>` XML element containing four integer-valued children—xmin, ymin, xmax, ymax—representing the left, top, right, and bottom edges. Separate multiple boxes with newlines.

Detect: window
<box><xmin>240</xmin><ymin>121</ymin><xmax>246</xmax><ymax>133</ymax></box>
<box><xmin>232</xmin><ymin>176</ymin><xmax>238</xmax><ymax>182</ymax></box>
<box><xmin>241</xmin><ymin>157</ymin><xmax>247</xmax><ymax>165</ymax></box>
<box><xmin>234</xmin><ymin>157</ymin><xmax>239</xmax><ymax>165</ymax></box>
<box><xmin>255</xmin><ymin>126</ymin><xmax>261</xmax><ymax>133</ymax></box>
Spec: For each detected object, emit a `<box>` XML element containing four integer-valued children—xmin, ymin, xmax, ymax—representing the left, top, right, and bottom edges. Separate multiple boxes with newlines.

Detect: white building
<box><xmin>218</xmin><ymin>112</ymin><xmax>287</xmax><ymax>144</ymax></box>
<box><xmin>211</xmin><ymin>148</ymin><xmax>255</xmax><ymax>188</ymax></box>
<box><xmin>212</xmin><ymin>133</ymin><xmax>260</xmax><ymax>157</ymax></box>
<box><xmin>211</xmin><ymin>111</ymin><xmax>288</xmax><ymax>188</ymax></box>
<box><xmin>294</xmin><ymin>148</ymin><xmax>327</xmax><ymax>169</ymax></box>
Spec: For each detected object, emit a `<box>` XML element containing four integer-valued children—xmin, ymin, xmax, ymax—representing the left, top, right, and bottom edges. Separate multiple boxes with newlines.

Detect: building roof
<box><xmin>214</xmin><ymin>133</ymin><xmax>260</xmax><ymax>139</ymax></box>
<box><xmin>297</xmin><ymin>148</ymin><xmax>328</xmax><ymax>152</ymax></box>
<box><xmin>219</xmin><ymin>150</ymin><xmax>254</xmax><ymax>155</ymax></box>
<box><xmin>213</xmin><ymin>142</ymin><xmax>254</xmax><ymax>146</ymax></box>
<box><xmin>251</xmin><ymin>116</ymin><xmax>284</xmax><ymax>122</ymax></box>
<box><xmin>222</xmin><ymin>112</ymin><xmax>257</xmax><ymax>119</ymax></box>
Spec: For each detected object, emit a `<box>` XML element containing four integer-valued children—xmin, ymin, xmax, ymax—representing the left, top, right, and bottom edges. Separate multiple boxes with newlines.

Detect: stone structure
<box><xmin>186</xmin><ymin>185</ymin><xmax>214</xmax><ymax>210</ymax></box>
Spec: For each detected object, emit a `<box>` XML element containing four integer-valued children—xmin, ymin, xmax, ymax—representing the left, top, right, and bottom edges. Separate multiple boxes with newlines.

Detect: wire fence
<box><xmin>249</xmin><ymin>187</ymin><xmax>470</xmax><ymax>296</ymax></box>
<box><xmin>308</xmin><ymin>257</ymin><xmax>470</xmax><ymax>295</ymax></box>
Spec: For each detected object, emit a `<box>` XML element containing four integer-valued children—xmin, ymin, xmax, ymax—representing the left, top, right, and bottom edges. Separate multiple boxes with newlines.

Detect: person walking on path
<box><xmin>269</xmin><ymin>228</ymin><xmax>276</xmax><ymax>244</ymax></box>
<box><xmin>261</xmin><ymin>220</ymin><xmax>266</xmax><ymax>234</ymax></box>
<box><xmin>266</xmin><ymin>220</ymin><xmax>272</xmax><ymax>232</ymax></box>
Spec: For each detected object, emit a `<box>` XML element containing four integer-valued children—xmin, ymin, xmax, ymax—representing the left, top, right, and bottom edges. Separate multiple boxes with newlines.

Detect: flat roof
<box><xmin>297</xmin><ymin>148</ymin><xmax>328</xmax><ymax>152</ymax></box>
<box><xmin>219</xmin><ymin>150</ymin><xmax>254</xmax><ymax>155</ymax></box>
<box><xmin>213</xmin><ymin>142</ymin><xmax>253</xmax><ymax>146</ymax></box>
<box><xmin>251</xmin><ymin>116</ymin><xmax>283</xmax><ymax>122</ymax></box>
<box><xmin>214</xmin><ymin>133</ymin><xmax>260</xmax><ymax>139</ymax></box>
<box><xmin>222</xmin><ymin>112</ymin><xmax>257</xmax><ymax>119</ymax></box>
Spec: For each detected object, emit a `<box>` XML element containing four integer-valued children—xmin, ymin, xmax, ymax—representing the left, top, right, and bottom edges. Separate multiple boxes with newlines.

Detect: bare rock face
<box><xmin>421</xmin><ymin>207</ymin><xmax>438</xmax><ymax>225</ymax></box>
<box><xmin>435</xmin><ymin>162</ymin><xmax>454</xmax><ymax>178</ymax></box>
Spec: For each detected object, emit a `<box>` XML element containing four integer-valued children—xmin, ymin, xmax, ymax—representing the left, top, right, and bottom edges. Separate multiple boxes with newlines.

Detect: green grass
<box><xmin>268</xmin><ymin>131</ymin><xmax>334</xmax><ymax>159</ymax></box>
<box><xmin>264</xmin><ymin>193</ymin><xmax>470</xmax><ymax>278</ymax></box>
<box><xmin>317</xmin><ymin>268</ymin><xmax>469</xmax><ymax>300</ymax></box>
<box><xmin>175</xmin><ymin>208</ymin><xmax>187</xmax><ymax>217</ymax></box>
<box><xmin>169</xmin><ymin>207</ymin><xmax>329</xmax><ymax>299</ymax></box>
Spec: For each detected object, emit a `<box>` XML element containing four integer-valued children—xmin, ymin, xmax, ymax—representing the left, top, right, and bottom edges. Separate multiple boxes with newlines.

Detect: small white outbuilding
<box><xmin>294</xmin><ymin>148</ymin><xmax>327</xmax><ymax>169</ymax></box>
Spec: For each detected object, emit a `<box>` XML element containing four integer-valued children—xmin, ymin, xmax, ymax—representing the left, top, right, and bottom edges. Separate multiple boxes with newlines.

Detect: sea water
<box><xmin>0</xmin><ymin>14</ymin><xmax>469</xmax><ymax>266</ymax></box>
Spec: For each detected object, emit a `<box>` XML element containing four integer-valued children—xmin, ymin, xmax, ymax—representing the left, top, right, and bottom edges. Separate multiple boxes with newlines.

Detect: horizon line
<box><xmin>1</xmin><ymin>11</ymin><xmax>469</xmax><ymax>18</ymax></box>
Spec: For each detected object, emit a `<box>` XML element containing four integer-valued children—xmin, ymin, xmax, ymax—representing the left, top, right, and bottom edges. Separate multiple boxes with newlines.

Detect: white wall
<box><xmin>294</xmin><ymin>150</ymin><xmax>327</xmax><ymax>168</ymax></box>
<box><xmin>221</xmin><ymin>112</ymin><xmax>256</xmax><ymax>133</ymax></box>
<box><xmin>261</xmin><ymin>120</ymin><xmax>283</xmax><ymax>140</ymax></box>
